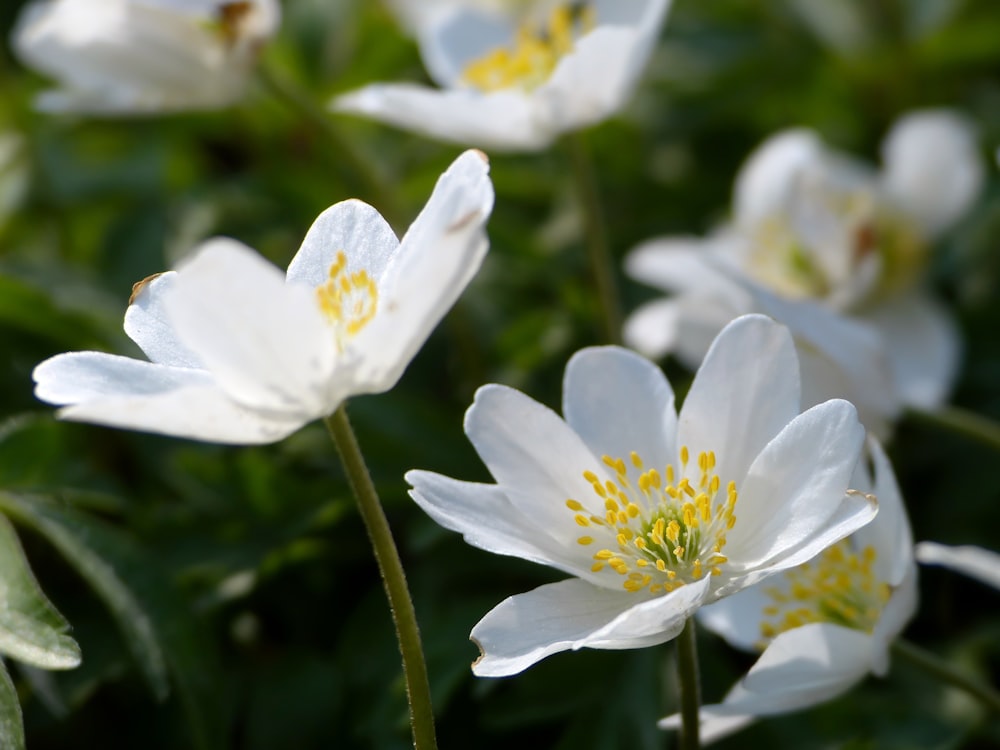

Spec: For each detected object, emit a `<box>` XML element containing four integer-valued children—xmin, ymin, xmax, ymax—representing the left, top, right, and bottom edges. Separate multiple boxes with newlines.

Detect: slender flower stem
<box><xmin>676</xmin><ymin>618</ymin><xmax>701</xmax><ymax>750</ymax></box>
<box><xmin>905</xmin><ymin>405</ymin><xmax>1000</xmax><ymax>454</ymax></box>
<box><xmin>892</xmin><ymin>638</ymin><xmax>1000</xmax><ymax>714</ymax></box>
<box><xmin>567</xmin><ymin>131</ymin><xmax>623</xmax><ymax>345</ymax></box>
<box><xmin>324</xmin><ymin>406</ymin><xmax>438</xmax><ymax>750</ymax></box>
<box><xmin>257</xmin><ymin>66</ymin><xmax>408</xmax><ymax>230</ymax></box>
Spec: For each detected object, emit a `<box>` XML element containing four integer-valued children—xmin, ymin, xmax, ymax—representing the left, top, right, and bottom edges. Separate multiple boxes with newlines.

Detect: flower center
<box><xmin>461</xmin><ymin>4</ymin><xmax>595</xmax><ymax>92</ymax></box>
<box><xmin>566</xmin><ymin>447</ymin><xmax>738</xmax><ymax>595</ymax></box>
<box><xmin>315</xmin><ymin>250</ymin><xmax>378</xmax><ymax>351</ymax></box>
<box><xmin>745</xmin><ymin>189</ymin><xmax>927</xmax><ymax>309</ymax></box>
<box><xmin>757</xmin><ymin>540</ymin><xmax>891</xmax><ymax>646</ymax></box>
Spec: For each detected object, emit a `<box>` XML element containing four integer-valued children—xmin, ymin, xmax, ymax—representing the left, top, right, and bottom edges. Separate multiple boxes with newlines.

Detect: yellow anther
<box><xmin>634</xmin><ymin>538</ymin><xmax>647</xmax><ymax>551</ymax></box>
<box><xmin>583</xmin><ymin>470</ymin><xmax>599</xmax><ymax>484</ymax></box>
<box><xmin>594</xmin><ymin>550</ymin><xmax>615</xmax><ymax>560</ymax></box>
<box><xmin>565</xmin><ymin>499</ymin><xmax>584</xmax><ymax>511</ymax></box>
<box><xmin>630</xmin><ymin>451</ymin><xmax>643</xmax><ymax>469</ymax></box>
<box><xmin>592</xmin><ymin>562</ymin><xmax>605</xmax><ymax>573</ymax></box>
<box><xmin>592</xmin><ymin>482</ymin><xmax>607</xmax><ymax>498</ymax></box>
<box><xmin>605</xmin><ymin>499</ymin><xmax>619</xmax><ymax>512</ymax></box>
<box><xmin>680</xmin><ymin>446</ymin><xmax>689</xmax><ymax>465</ymax></box>
<box><xmin>577</xmin><ymin>536</ymin><xmax>593</xmax><ymax>545</ymax></box>
<box><xmin>602</xmin><ymin>455</ymin><xmax>618</xmax><ymax>470</ymax></box>
<box><xmin>626</xmin><ymin>503</ymin><xmax>640</xmax><ymax>518</ymax></box>
<box><xmin>574</xmin><ymin>514</ymin><xmax>590</xmax><ymax>527</ymax></box>
<box><xmin>636</xmin><ymin>559</ymin><xmax>649</xmax><ymax>567</ymax></box>
<box><xmin>665</xmin><ymin>465</ymin><xmax>675</xmax><ymax>484</ymax></box>
<box><xmin>656</xmin><ymin>559</ymin><xmax>667</xmax><ymax>572</ymax></box>
<box><xmin>673</xmin><ymin>546</ymin><xmax>685</xmax><ymax>559</ymax></box>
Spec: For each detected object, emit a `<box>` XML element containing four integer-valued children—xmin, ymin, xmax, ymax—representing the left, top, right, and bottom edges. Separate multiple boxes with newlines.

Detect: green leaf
<box><xmin>0</xmin><ymin>491</ymin><xmax>225</xmax><ymax>750</ymax></box>
<box><xmin>0</xmin><ymin>513</ymin><xmax>80</xmax><ymax>670</ymax></box>
<box><xmin>0</xmin><ymin>660</ymin><xmax>25</xmax><ymax>750</ymax></box>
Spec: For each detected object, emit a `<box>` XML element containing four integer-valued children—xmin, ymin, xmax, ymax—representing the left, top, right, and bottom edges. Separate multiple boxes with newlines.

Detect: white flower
<box><xmin>625</xmin><ymin>110</ymin><xmax>983</xmax><ymax>437</ymax></box>
<box><xmin>11</xmin><ymin>0</ymin><xmax>281</xmax><ymax>113</ymax></box>
<box><xmin>33</xmin><ymin>150</ymin><xmax>494</xmax><ymax>444</ymax></box>
<box><xmin>386</xmin><ymin>0</ymin><xmax>534</xmax><ymax>36</ymax></box>
<box><xmin>659</xmin><ymin>439</ymin><xmax>917</xmax><ymax>743</ymax></box>
<box><xmin>916</xmin><ymin>542</ymin><xmax>1000</xmax><ymax>590</ymax></box>
<box><xmin>407</xmin><ymin>314</ymin><xmax>876</xmax><ymax>677</ymax></box>
<box><xmin>334</xmin><ymin>0</ymin><xmax>672</xmax><ymax>151</ymax></box>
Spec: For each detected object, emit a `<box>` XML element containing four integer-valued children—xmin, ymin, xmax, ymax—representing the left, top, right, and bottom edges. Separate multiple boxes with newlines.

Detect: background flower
<box><xmin>11</xmin><ymin>0</ymin><xmax>281</xmax><ymax>112</ymax></box>
<box><xmin>408</xmin><ymin>314</ymin><xmax>873</xmax><ymax>676</ymax></box>
<box><xmin>915</xmin><ymin>542</ymin><xmax>1000</xmax><ymax>590</ymax></box>
<box><xmin>32</xmin><ymin>150</ymin><xmax>494</xmax><ymax>443</ymax></box>
<box><xmin>625</xmin><ymin>109</ymin><xmax>984</xmax><ymax>437</ymax></box>
<box><xmin>660</xmin><ymin>439</ymin><xmax>917</xmax><ymax>743</ymax></box>
<box><xmin>334</xmin><ymin>0</ymin><xmax>672</xmax><ymax>150</ymax></box>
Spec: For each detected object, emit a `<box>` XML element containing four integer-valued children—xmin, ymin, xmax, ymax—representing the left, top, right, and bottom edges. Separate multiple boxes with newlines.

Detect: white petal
<box><xmin>733</xmin><ymin>129</ymin><xmax>824</xmax><ymax>227</ymax></box>
<box><xmin>334</xmin><ymin>83</ymin><xmax>551</xmax><ymax>151</ymax></box>
<box><xmin>691</xmin><ymin>624</ymin><xmax>872</xmax><ymax>719</ymax></box>
<box><xmin>471</xmin><ymin>575</ymin><xmax>709</xmax><ymax>677</ymax></box>
<box><xmin>622</xmin><ymin>297</ymin><xmax>682</xmax><ymax>360</ymax></box>
<box><xmin>33</xmin><ymin>352</ymin><xmax>302</xmax><ymax>443</ymax></box>
<box><xmin>696</xmin><ymin>581</ymin><xmax>774</xmax><ymax>653</ymax></box>
<box><xmin>463</xmin><ymin>384</ymin><xmax>601</xmax><ymax>554</ymax></box>
<box><xmin>723</xmin><ymin>399</ymin><xmax>866</xmax><ymax>573</ymax></box>
<box><xmin>915</xmin><ymin>542</ymin><xmax>1000</xmax><ymax>590</ymax></box>
<box><xmin>869</xmin><ymin>564</ymin><xmax>918</xmax><ymax>675</ymax></box>
<box><xmin>677</xmin><ymin>314</ymin><xmax>801</xmax><ymax>495</ymax></box>
<box><xmin>623</xmin><ymin>236</ymin><xmax>721</xmax><ymax>294</ymax></box>
<box><xmin>562</xmin><ymin>346</ymin><xmax>677</xmax><ymax>473</ymax></box>
<box><xmin>165</xmin><ymin>237</ymin><xmax>337</xmax><ymax>417</ymax></box>
<box><xmin>743</xmin><ymin>282</ymin><xmax>901</xmax><ymax>438</ymax></box>
<box><xmin>881</xmin><ymin>109</ymin><xmax>984</xmax><ymax>237</ymax></box>
<box><xmin>347</xmin><ymin>149</ymin><xmax>494</xmax><ymax>393</ymax></box>
<box><xmin>855</xmin><ymin>438</ymin><xmax>913</xmax><ymax>587</ymax></box>
<box><xmin>657</xmin><ymin>711</ymin><xmax>756</xmax><ymax>745</ymax></box>
<box><xmin>861</xmin><ymin>291</ymin><xmax>961</xmax><ymax>410</ymax></box>
<box><xmin>123</xmin><ymin>271</ymin><xmax>204</xmax><ymax>368</ymax></box>
<box><xmin>285</xmin><ymin>199</ymin><xmax>399</xmax><ymax>288</ymax></box>
<box><xmin>406</xmin><ymin>470</ymin><xmax>565</xmax><ymax>569</ymax></box>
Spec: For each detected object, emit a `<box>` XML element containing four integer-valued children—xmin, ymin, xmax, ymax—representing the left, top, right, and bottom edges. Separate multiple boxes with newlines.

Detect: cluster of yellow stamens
<box><xmin>757</xmin><ymin>540</ymin><xmax>891</xmax><ymax>646</ymax></box>
<box><xmin>462</xmin><ymin>4</ymin><xmax>596</xmax><ymax>92</ymax></box>
<box><xmin>566</xmin><ymin>447</ymin><xmax>738</xmax><ymax>595</ymax></box>
<box><xmin>315</xmin><ymin>250</ymin><xmax>378</xmax><ymax>350</ymax></box>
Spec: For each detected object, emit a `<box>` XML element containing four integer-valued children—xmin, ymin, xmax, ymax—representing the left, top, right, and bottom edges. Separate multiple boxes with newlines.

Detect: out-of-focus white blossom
<box><xmin>916</xmin><ymin>542</ymin><xmax>1000</xmax><ymax>590</ymax></box>
<box><xmin>625</xmin><ymin>110</ymin><xmax>984</xmax><ymax>438</ymax></box>
<box><xmin>335</xmin><ymin>0</ymin><xmax>671</xmax><ymax>151</ymax></box>
<box><xmin>12</xmin><ymin>0</ymin><xmax>281</xmax><ymax>113</ymax></box>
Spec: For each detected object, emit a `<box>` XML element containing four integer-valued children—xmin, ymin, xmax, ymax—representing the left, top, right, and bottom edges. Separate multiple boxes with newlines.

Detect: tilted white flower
<box><xmin>33</xmin><ymin>150</ymin><xmax>494</xmax><ymax>444</ymax></box>
<box><xmin>659</xmin><ymin>439</ymin><xmax>917</xmax><ymax>743</ymax></box>
<box><xmin>334</xmin><ymin>0</ymin><xmax>672</xmax><ymax>151</ymax></box>
<box><xmin>11</xmin><ymin>0</ymin><xmax>280</xmax><ymax>113</ymax></box>
<box><xmin>916</xmin><ymin>542</ymin><xmax>1000</xmax><ymax>590</ymax></box>
<box><xmin>625</xmin><ymin>110</ymin><xmax>983</xmax><ymax>437</ymax></box>
<box><xmin>407</xmin><ymin>314</ymin><xmax>876</xmax><ymax>677</ymax></box>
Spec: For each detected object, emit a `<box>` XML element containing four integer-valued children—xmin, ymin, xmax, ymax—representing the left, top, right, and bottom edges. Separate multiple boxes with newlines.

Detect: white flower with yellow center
<box><xmin>32</xmin><ymin>150</ymin><xmax>494</xmax><ymax>444</ymax></box>
<box><xmin>334</xmin><ymin>0</ymin><xmax>671</xmax><ymax>151</ymax></box>
<box><xmin>407</xmin><ymin>314</ymin><xmax>876</xmax><ymax>676</ymax></box>
<box><xmin>12</xmin><ymin>0</ymin><xmax>280</xmax><ymax>113</ymax></box>
<box><xmin>625</xmin><ymin>110</ymin><xmax>984</xmax><ymax>438</ymax></box>
<box><xmin>659</xmin><ymin>440</ymin><xmax>917</xmax><ymax>743</ymax></box>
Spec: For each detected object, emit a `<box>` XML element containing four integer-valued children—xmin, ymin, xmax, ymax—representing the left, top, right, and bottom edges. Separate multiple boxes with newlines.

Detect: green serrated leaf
<box><xmin>0</xmin><ymin>660</ymin><xmax>25</xmax><ymax>750</ymax></box>
<box><xmin>0</xmin><ymin>513</ymin><xmax>80</xmax><ymax>670</ymax></box>
<box><xmin>0</xmin><ymin>491</ymin><xmax>225</xmax><ymax>750</ymax></box>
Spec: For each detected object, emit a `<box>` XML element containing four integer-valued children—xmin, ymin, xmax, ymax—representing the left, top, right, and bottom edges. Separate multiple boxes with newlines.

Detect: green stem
<box><xmin>905</xmin><ymin>405</ymin><xmax>1000</xmax><ymax>454</ymax></box>
<box><xmin>676</xmin><ymin>618</ymin><xmax>701</xmax><ymax>750</ymax></box>
<box><xmin>257</xmin><ymin>66</ymin><xmax>408</xmax><ymax>230</ymax></box>
<box><xmin>892</xmin><ymin>638</ymin><xmax>1000</xmax><ymax>714</ymax></box>
<box><xmin>324</xmin><ymin>406</ymin><xmax>438</xmax><ymax>750</ymax></box>
<box><xmin>567</xmin><ymin>131</ymin><xmax>623</xmax><ymax>345</ymax></box>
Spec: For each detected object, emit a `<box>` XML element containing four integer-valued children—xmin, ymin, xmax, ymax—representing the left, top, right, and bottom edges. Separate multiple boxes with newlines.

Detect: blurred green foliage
<box><xmin>0</xmin><ymin>0</ymin><xmax>998</xmax><ymax>747</ymax></box>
